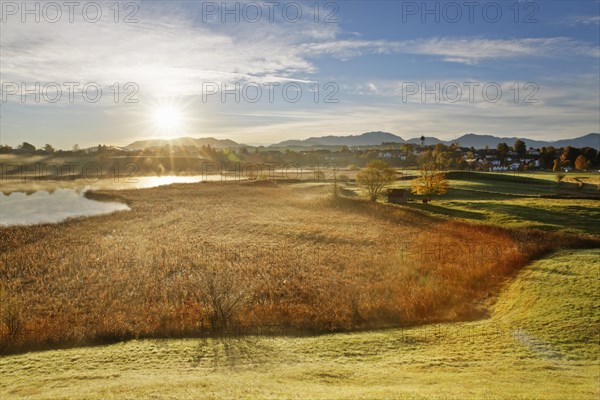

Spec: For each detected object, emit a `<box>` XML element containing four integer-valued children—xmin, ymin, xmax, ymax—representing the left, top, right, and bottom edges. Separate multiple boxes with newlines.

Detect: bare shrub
<box><xmin>1</xmin><ymin>295</ymin><xmax>23</xmax><ymax>340</ymax></box>
<box><xmin>194</xmin><ymin>264</ymin><xmax>252</xmax><ymax>333</ymax></box>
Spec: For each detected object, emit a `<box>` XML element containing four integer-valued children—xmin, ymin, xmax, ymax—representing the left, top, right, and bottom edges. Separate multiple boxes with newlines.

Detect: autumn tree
<box><xmin>553</xmin><ymin>159</ymin><xmax>560</xmax><ymax>172</ymax></box>
<box><xmin>575</xmin><ymin>155</ymin><xmax>588</xmax><ymax>170</ymax></box>
<box><xmin>356</xmin><ymin>160</ymin><xmax>396</xmax><ymax>202</ymax></box>
<box><xmin>560</xmin><ymin>146</ymin><xmax>580</xmax><ymax>167</ymax></box>
<box><xmin>411</xmin><ymin>162</ymin><xmax>449</xmax><ymax>201</ymax></box>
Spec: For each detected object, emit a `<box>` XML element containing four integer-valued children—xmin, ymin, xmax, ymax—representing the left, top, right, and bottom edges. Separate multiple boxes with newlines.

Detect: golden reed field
<box><xmin>1</xmin><ymin>182</ymin><xmax>597</xmax><ymax>354</ymax></box>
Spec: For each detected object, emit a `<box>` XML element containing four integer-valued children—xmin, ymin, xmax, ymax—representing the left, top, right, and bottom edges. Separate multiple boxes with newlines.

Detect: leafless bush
<box><xmin>194</xmin><ymin>264</ymin><xmax>252</xmax><ymax>333</ymax></box>
<box><xmin>1</xmin><ymin>295</ymin><xmax>23</xmax><ymax>340</ymax></box>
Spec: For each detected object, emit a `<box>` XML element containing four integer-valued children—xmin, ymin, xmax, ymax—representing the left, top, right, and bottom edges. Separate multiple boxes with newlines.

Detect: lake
<box><xmin>0</xmin><ymin>175</ymin><xmax>220</xmax><ymax>226</ymax></box>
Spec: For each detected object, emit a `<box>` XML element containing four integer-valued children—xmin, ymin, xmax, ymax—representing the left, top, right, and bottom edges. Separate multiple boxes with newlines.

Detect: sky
<box><xmin>0</xmin><ymin>0</ymin><xmax>599</xmax><ymax>149</ymax></box>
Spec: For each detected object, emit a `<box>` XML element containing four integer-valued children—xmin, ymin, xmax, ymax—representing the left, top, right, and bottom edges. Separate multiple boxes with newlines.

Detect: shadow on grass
<box><xmin>190</xmin><ymin>336</ymin><xmax>278</xmax><ymax>369</ymax></box>
<box><xmin>462</xmin><ymin>202</ymin><xmax>600</xmax><ymax>236</ymax></box>
<box><xmin>537</xmin><ymin>266</ymin><xmax>577</xmax><ymax>276</ymax></box>
<box><xmin>403</xmin><ymin>202</ymin><xmax>487</xmax><ymax>221</ymax></box>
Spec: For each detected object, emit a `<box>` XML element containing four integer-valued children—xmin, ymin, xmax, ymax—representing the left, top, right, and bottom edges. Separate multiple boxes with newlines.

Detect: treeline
<box><xmin>2</xmin><ymin>140</ymin><xmax>599</xmax><ymax>172</ymax></box>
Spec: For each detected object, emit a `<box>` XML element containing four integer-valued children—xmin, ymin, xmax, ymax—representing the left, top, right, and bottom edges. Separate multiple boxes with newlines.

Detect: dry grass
<box><xmin>0</xmin><ymin>182</ymin><xmax>597</xmax><ymax>353</ymax></box>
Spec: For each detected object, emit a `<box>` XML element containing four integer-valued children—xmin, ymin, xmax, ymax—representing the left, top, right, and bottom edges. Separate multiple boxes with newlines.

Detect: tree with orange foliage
<box><xmin>411</xmin><ymin>162</ymin><xmax>449</xmax><ymax>202</ymax></box>
<box><xmin>575</xmin><ymin>155</ymin><xmax>588</xmax><ymax>171</ymax></box>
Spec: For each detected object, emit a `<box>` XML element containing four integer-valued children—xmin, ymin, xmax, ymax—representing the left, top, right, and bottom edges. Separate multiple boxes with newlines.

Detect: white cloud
<box><xmin>0</xmin><ymin>5</ymin><xmax>334</xmax><ymax>99</ymax></box>
<box><xmin>1</xmin><ymin>2</ymin><xmax>598</xmax><ymax>146</ymax></box>
<box><xmin>3</xmin><ymin>2</ymin><xmax>598</xmax><ymax>99</ymax></box>
<box><xmin>301</xmin><ymin>37</ymin><xmax>600</xmax><ymax>64</ymax></box>
<box><xmin>563</xmin><ymin>15</ymin><xmax>600</xmax><ymax>25</ymax></box>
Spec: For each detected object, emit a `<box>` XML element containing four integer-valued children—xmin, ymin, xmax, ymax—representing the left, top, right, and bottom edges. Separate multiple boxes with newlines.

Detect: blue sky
<box><xmin>1</xmin><ymin>0</ymin><xmax>599</xmax><ymax>148</ymax></box>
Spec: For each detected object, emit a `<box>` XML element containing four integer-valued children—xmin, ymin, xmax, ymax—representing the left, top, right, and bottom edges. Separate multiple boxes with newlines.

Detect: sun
<box><xmin>153</xmin><ymin>105</ymin><xmax>183</xmax><ymax>131</ymax></box>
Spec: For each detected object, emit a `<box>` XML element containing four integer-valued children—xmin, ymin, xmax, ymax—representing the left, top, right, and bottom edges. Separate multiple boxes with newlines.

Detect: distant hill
<box><xmin>274</xmin><ymin>132</ymin><xmax>600</xmax><ymax>150</ymax></box>
<box><xmin>449</xmin><ymin>134</ymin><xmax>546</xmax><ymax>149</ymax></box>
<box><xmin>449</xmin><ymin>133</ymin><xmax>599</xmax><ymax>149</ymax></box>
<box><xmin>125</xmin><ymin>137</ymin><xmax>240</xmax><ymax>150</ymax></box>
<box><xmin>123</xmin><ymin>133</ymin><xmax>599</xmax><ymax>151</ymax></box>
<box><xmin>405</xmin><ymin>136</ymin><xmax>445</xmax><ymax>145</ymax></box>
<box><xmin>548</xmin><ymin>133</ymin><xmax>600</xmax><ymax>149</ymax></box>
<box><xmin>275</xmin><ymin>131</ymin><xmax>404</xmax><ymax>147</ymax></box>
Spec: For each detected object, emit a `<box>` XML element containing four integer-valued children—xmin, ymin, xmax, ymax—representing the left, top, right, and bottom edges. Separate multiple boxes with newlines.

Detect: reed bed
<box><xmin>0</xmin><ymin>182</ymin><xmax>596</xmax><ymax>353</ymax></box>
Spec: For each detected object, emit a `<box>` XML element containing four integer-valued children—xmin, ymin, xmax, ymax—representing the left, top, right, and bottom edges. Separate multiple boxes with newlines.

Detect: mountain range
<box><xmin>272</xmin><ymin>132</ymin><xmax>600</xmax><ymax>150</ymax></box>
<box><xmin>124</xmin><ymin>132</ymin><xmax>600</xmax><ymax>151</ymax></box>
<box><xmin>125</xmin><ymin>136</ymin><xmax>240</xmax><ymax>151</ymax></box>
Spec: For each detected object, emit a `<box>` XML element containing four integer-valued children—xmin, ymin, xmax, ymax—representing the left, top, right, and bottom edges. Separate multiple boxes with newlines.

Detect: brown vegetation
<box><xmin>0</xmin><ymin>182</ymin><xmax>597</xmax><ymax>353</ymax></box>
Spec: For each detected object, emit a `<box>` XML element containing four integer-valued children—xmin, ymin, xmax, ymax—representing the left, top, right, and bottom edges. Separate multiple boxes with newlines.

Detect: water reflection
<box><xmin>0</xmin><ymin>175</ymin><xmax>244</xmax><ymax>226</ymax></box>
<box><xmin>0</xmin><ymin>188</ymin><xmax>130</xmax><ymax>226</ymax></box>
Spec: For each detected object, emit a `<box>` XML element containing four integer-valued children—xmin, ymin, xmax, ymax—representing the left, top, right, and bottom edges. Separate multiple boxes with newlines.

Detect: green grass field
<box><xmin>1</xmin><ymin>249</ymin><xmax>598</xmax><ymax>399</ymax></box>
<box><xmin>381</xmin><ymin>171</ymin><xmax>600</xmax><ymax>236</ymax></box>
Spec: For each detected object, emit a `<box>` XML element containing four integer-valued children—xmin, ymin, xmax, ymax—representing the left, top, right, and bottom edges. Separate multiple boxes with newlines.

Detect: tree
<box><xmin>356</xmin><ymin>160</ymin><xmax>396</xmax><ymax>202</ymax></box>
<box><xmin>432</xmin><ymin>143</ymin><xmax>445</xmax><ymax>159</ymax></box>
<box><xmin>435</xmin><ymin>151</ymin><xmax>454</xmax><ymax>170</ymax></box>
<box><xmin>553</xmin><ymin>159</ymin><xmax>560</xmax><ymax>172</ymax></box>
<box><xmin>497</xmin><ymin>142</ymin><xmax>509</xmax><ymax>162</ymax></box>
<box><xmin>43</xmin><ymin>144</ymin><xmax>55</xmax><ymax>153</ymax></box>
<box><xmin>411</xmin><ymin>162</ymin><xmax>449</xmax><ymax>201</ymax></box>
<box><xmin>514</xmin><ymin>139</ymin><xmax>526</xmax><ymax>159</ymax></box>
<box><xmin>560</xmin><ymin>146</ymin><xmax>579</xmax><ymax>166</ymax></box>
<box><xmin>19</xmin><ymin>142</ymin><xmax>36</xmax><ymax>152</ymax></box>
<box><xmin>581</xmin><ymin>147</ymin><xmax>598</xmax><ymax>167</ymax></box>
<box><xmin>543</xmin><ymin>146</ymin><xmax>557</xmax><ymax>169</ymax></box>
<box><xmin>575</xmin><ymin>155</ymin><xmax>588</xmax><ymax>170</ymax></box>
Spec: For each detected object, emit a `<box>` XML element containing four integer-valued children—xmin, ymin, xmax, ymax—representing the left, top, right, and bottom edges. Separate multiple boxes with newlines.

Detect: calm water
<box><xmin>0</xmin><ymin>188</ymin><xmax>130</xmax><ymax>226</ymax></box>
<box><xmin>0</xmin><ymin>175</ymin><xmax>215</xmax><ymax>226</ymax></box>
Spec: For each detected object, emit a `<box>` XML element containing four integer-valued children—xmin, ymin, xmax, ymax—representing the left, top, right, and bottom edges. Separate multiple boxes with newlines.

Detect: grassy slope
<box><xmin>1</xmin><ymin>249</ymin><xmax>598</xmax><ymax>399</ymax></box>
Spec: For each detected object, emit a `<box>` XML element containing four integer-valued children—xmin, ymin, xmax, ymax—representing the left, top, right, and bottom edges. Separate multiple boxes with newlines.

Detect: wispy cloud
<box><xmin>1</xmin><ymin>2</ymin><xmax>598</xmax><ymax>147</ymax></box>
<box><xmin>302</xmin><ymin>37</ymin><xmax>600</xmax><ymax>64</ymax></box>
<box><xmin>3</xmin><ymin>2</ymin><xmax>598</xmax><ymax>99</ymax></box>
<box><xmin>0</xmin><ymin>7</ymin><xmax>333</xmax><ymax>99</ymax></box>
<box><xmin>563</xmin><ymin>15</ymin><xmax>600</xmax><ymax>26</ymax></box>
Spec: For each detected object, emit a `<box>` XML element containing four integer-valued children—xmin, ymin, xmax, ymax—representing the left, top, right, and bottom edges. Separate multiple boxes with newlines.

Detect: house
<box><xmin>509</xmin><ymin>162</ymin><xmax>521</xmax><ymax>170</ymax></box>
<box><xmin>387</xmin><ymin>189</ymin><xmax>407</xmax><ymax>204</ymax></box>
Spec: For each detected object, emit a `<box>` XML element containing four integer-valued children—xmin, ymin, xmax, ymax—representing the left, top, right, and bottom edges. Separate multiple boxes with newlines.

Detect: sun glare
<box><xmin>153</xmin><ymin>105</ymin><xmax>183</xmax><ymax>131</ymax></box>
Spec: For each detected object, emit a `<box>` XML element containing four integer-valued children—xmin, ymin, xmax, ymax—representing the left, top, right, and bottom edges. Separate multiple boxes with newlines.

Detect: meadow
<box><xmin>384</xmin><ymin>171</ymin><xmax>600</xmax><ymax>235</ymax></box>
<box><xmin>1</xmin><ymin>248</ymin><xmax>598</xmax><ymax>399</ymax></box>
<box><xmin>1</xmin><ymin>172</ymin><xmax>598</xmax><ymax>399</ymax></box>
<box><xmin>1</xmin><ymin>178</ymin><xmax>598</xmax><ymax>355</ymax></box>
